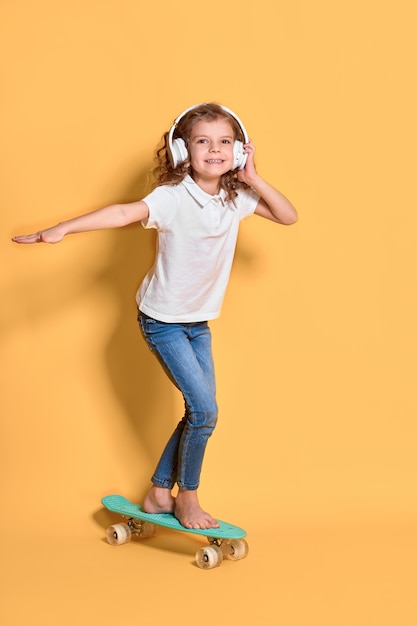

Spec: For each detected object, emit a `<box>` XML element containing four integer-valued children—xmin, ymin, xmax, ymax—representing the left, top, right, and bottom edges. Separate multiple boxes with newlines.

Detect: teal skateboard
<box><xmin>101</xmin><ymin>494</ymin><xmax>248</xmax><ymax>570</ymax></box>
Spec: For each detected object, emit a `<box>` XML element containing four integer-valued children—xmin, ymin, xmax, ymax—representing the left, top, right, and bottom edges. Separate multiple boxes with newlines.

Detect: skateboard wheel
<box><xmin>106</xmin><ymin>523</ymin><xmax>132</xmax><ymax>545</ymax></box>
<box><xmin>224</xmin><ymin>539</ymin><xmax>249</xmax><ymax>561</ymax></box>
<box><xmin>195</xmin><ymin>545</ymin><xmax>223</xmax><ymax>570</ymax></box>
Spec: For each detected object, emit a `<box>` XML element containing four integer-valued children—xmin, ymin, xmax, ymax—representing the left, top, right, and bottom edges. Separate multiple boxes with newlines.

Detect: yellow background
<box><xmin>1</xmin><ymin>1</ymin><xmax>416</xmax><ymax>624</ymax></box>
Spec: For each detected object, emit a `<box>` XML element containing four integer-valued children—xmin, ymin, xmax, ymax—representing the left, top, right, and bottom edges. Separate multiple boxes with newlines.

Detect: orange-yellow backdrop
<box><xmin>1</xmin><ymin>1</ymin><xmax>416</xmax><ymax>624</ymax></box>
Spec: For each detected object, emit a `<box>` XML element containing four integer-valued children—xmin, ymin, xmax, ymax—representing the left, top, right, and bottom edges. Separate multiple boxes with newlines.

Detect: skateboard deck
<box><xmin>101</xmin><ymin>494</ymin><xmax>248</xmax><ymax>569</ymax></box>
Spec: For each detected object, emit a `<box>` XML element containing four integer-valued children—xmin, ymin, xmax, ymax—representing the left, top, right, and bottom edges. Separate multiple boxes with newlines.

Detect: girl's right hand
<box><xmin>12</xmin><ymin>224</ymin><xmax>65</xmax><ymax>244</ymax></box>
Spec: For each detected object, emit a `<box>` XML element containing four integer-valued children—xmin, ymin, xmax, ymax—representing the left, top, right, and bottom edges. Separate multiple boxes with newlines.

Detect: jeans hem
<box><xmin>152</xmin><ymin>477</ymin><xmax>175</xmax><ymax>490</ymax></box>
<box><xmin>151</xmin><ymin>477</ymin><xmax>200</xmax><ymax>491</ymax></box>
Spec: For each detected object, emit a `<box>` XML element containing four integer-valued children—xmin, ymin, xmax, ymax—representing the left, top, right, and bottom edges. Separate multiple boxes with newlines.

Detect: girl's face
<box><xmin>187</xmin><ymin>118</ymin><xmax>235</xmax><ymax>189</ymax></box>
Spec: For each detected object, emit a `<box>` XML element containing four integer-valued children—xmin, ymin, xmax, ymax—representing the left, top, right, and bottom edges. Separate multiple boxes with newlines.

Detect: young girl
<box><xmin>13</xmin><ymin>102</ymin><xmax>297</xmax><ymax>530</ymax></box>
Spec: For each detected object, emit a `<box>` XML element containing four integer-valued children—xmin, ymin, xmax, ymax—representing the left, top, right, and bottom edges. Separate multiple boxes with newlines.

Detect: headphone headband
<box><xmin>167</xmin><ymin>103</ymin><xmax>249</xmax><ymax>170</ymax></box>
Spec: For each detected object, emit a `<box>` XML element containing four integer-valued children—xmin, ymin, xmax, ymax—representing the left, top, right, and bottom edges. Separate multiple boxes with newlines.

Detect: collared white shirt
<box><xmin>136</xmin><ymin>175</ymin><xmax>259</xmax><ymax>322</ymax></box>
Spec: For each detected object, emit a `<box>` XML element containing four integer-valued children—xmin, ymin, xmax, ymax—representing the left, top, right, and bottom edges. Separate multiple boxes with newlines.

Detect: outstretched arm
<box><xmin>12</xmin><ymin>200</ymin><xmax>149</xmax><ymax>244</ymax></box>
<box><xmin>237</xmin><ymin>141</ymin><xmax>298</xmax><ymax>225</ymax></box>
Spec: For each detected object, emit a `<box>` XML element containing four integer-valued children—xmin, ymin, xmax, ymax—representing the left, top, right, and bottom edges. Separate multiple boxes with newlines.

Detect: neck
<box><xmin>191</xmin><ymin>174</ymin><xmax>220</xmax><ymax>196</ymax></box>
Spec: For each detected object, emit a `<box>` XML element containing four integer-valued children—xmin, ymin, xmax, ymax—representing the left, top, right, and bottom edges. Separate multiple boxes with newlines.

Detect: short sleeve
<box><xmin>236</xmin><ymin>187</ymin><xmax>260</xmax><ymax>220</ymax></box>
<box><xmin>141</xmin><ymin>185</ymin><xmax>178</xmax><ymax>230</ymax></box>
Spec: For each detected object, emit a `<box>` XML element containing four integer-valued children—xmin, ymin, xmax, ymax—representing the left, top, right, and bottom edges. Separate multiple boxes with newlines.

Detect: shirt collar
<box><xmin>182</xmin><ymin>174</ymin><xmax>227</xmax><ymax>208</ymax></box>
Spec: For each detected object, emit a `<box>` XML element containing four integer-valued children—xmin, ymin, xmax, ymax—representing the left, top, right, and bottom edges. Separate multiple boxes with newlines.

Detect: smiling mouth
<box><xmin>206</xmin><ymin>159</ymin><xmax>224</xmax><ymax>164</ymax></box>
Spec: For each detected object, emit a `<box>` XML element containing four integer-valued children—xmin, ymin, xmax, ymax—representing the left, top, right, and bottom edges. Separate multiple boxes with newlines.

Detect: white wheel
<box><xmin>195</xmin><ymin>545</ymin><xmax>223</xmax><ymax>570</ymax></box>
<box><xmin>106</xmin><ymin>523</ymin><xmax>132</xmax><ymax>545</ymax></box>
<box><xmin>138</xmin><ymin>521</ymin><xmax>155</xmax><ymax>539</ymax></box>
<box><xmin>224</xmin><ymin>539</ymin><xmax>249</xmax><ymax>561</ymax></box>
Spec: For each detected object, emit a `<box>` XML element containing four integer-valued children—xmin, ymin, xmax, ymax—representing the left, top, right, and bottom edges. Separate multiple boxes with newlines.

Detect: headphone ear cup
<box><xmin>233</xmin><ymin>140</ymin><xmax>247</xmax><ymax>170</ymax></box>
<box><xmin>170</xmin><ymin>138</ymin><xmax>188</xmax><ymax>168</ymax></box>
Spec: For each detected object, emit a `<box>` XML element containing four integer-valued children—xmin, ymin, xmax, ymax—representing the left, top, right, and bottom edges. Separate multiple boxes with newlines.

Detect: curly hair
<box><xmin>152</xmin><ymin>103</ymin><xmax>249</xmax><ymax>203</ymax></box>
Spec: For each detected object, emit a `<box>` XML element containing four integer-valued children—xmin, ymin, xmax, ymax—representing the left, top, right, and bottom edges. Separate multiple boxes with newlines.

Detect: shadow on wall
<box><xmin>100</xmin><ymin>224</ymin><xmax>177</xmax><ymax>498</ymax></box>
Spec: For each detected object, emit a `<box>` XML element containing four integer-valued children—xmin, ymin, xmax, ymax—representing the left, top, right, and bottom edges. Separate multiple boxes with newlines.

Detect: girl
<box><xmin>13</xmin><ymin>103</ymin><xmax>297</xmax><ymax>530</ymax></box>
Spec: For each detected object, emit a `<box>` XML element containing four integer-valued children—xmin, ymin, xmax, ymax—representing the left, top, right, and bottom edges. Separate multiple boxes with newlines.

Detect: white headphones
<box><xmin>167</xmin><ymin>103</ymin><xmax>249</xmax><ymax>170</ymax></box>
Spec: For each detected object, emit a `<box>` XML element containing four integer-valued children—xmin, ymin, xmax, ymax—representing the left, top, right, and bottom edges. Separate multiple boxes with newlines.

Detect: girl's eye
<box><xmin>195</xmin><ymin>138</ymin><xmax>231</xmax><ymax>144</ymax></box>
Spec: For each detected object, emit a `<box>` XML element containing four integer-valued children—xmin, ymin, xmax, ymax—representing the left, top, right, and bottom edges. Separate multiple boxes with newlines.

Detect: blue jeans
<box><xmin>138</xmin><ymin>312</ymin><xmax>218</xmax><ymax>491</ymax></box>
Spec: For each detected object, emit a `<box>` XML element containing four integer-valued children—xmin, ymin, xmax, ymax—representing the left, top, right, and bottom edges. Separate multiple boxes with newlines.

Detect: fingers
<box><xmin>242</xmin><ymin>139</ymin><xmax>256</xmax><ymax>169</ymax></box>
<box><xmin>13</xmin><ymin>227</ymin><xmax>64</xmax><ymax>244</ymax></box>
<box><xmin>12</xmin><ymin>232</ymin><xmax>43</xmax><ymax>244</ymax></box>
<box><xmin>243</xmin><ymin>138</ymin><xmax>255</xmax><ymax>155</ymax></box>
<box><xmin>237</xmin><ymin>139</ymin><xmax>256</xmax><ymax>179</ymax></box>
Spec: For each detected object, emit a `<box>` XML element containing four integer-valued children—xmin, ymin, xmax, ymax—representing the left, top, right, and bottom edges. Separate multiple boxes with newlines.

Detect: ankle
<box><xmin>143</xmin><ymin>485</ymin><xmax>175</xmax><ymax>514</ymax></box>
<box><xmin>176</xmin><ymin>488</ymin><xmax>198</xmax><ymax>502</ymax></box>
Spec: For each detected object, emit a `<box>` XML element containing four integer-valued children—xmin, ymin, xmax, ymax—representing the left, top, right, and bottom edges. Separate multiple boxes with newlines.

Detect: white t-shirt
<box><xmin>136</xmin><ymin>175</ymin><xmax>259</xmax><ymax>322</ymax></box>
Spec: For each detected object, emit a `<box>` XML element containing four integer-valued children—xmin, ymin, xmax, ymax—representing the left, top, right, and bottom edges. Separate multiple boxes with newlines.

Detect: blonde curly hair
<box><xmin>152</xmin><ymin>102</ymin><xmax>249</xmax><ymax>203</ymax></box>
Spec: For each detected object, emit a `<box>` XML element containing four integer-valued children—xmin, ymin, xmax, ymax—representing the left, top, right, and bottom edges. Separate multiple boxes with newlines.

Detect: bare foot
<box><xmin>175</xmin><ymin>489</ymin><xmax>220</xmax><ymax>530</ymax></box>
<box><xmin>143</xmin><ymin>485</ymin><xmax>175</xmax><ymax>514</ymax></box>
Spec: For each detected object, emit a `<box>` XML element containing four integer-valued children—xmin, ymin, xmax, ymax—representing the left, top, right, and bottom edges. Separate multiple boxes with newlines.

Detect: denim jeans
<box><xmin>138</xmin><ymin>312</ymin><xmax>218</xmax><ymax>491</ymax></box>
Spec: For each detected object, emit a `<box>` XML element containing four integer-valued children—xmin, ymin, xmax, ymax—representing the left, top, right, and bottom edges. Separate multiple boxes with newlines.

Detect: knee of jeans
<box><xmin>189</xmin><ymin>405</ymin><xmax>218</xmax><ymax>432</ymax></box>
<box><xmin>205</xmin><ymin>409</ymin><xmax>218</xmax><ymax>432</ymax></box>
